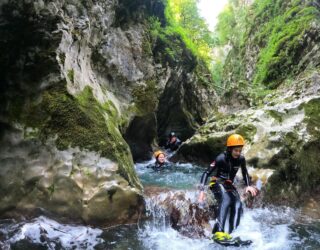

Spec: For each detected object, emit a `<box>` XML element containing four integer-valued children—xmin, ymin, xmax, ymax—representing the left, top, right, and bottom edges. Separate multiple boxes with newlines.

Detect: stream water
<box><xmin>0</xmin><ymin>158</ymin><xmax>319</xmax><ymax>249</ymax></box>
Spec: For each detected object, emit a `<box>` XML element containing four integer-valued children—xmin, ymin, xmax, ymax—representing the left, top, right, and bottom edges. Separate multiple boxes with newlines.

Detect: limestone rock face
<box><xmin>0</xmin><ymin>126</ymin><xmax>144</xmax><ymax>226</ymax></box>
<box><xmin>0</xmin><ymin>0</ymin><xmax>215</xmax><ymax>224</ymax></box>
<box><xmin>176</xmin><ymin>72</ymin><xmax>320</xmax><ymax>204</ymax></box>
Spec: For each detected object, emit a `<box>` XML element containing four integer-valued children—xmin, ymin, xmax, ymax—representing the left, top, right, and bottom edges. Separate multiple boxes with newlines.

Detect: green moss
<box><xmin>132</xmin><ymin>79</ymin><xmax>158</xmax><ymax>115</ymax></box>
<box><xmin>302</xmin><ymin>98</ymin><xmax>320</xmax><ymax>137</ymax></box>
<box><xmin>267</xmin><ymin>139</ymin><xmax>320</xmax><ymax>202</ymax></box>
<box><xmin>253</xmin><ymin>2</ymin><xmax>318</xmax><ymax>87</ymax></box>
<box><xmin>220</xmin><ymin>0</ymin><xmax>319</xmax><ymax>96</ymax></box>
<box><xmin>295</xmin><ymin>140</ymin><xmax>320</xmax><ymax>190</ymax></box>
<box><xmin>235</xmin><ymin>124</ymin><xmax>257</xmax><ymax>143</ymax></box>
<box><xmin>48</xmin><ymin>184</ymin><xmax>55</xmax><ymax>196</ymax></box>
<box><xmin>83</xmin><ymin>167</ymin><xmax>94</xmax><ymax>178</ymax></box>
<box><xmin>67</xmin><ymin>69</ymin><xmax>74</xmax><ymax>83</ymax></box>
<box><xmin>12</xmin><ymin>83</ymin><xmax>140</xmax><ymax>188</ymax></box>
<box><xmin>265</xmin><ymin>127</ymin><xmax>320</xmax><ymax>203</ymax></box>
<box><xmin>59</xmin><ymin>53</ymin><xmax>66</xmax><ymax>65</ymax></box>
<box><xmin>267</xmin><ymin>110</ymin><xmax>283</xmax><ymax>123</ymax></box>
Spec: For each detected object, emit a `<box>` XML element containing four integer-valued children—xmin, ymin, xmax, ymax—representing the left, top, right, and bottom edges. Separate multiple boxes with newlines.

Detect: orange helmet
<box><xmin>154</xmin><ymin>150</ymin><xmax>165</xmax><ymax>158</ymax></box>
<box><xmin>226</xmin><ymin>134</ymin><xmax>245</xmax><ymax>147</ymax></box>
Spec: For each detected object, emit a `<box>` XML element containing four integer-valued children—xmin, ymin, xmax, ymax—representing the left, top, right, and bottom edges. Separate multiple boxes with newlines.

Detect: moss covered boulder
<box><xmin>0</xmin><ymin>127</ymin><xmax>144</xmax><ymax>226</ymax></box>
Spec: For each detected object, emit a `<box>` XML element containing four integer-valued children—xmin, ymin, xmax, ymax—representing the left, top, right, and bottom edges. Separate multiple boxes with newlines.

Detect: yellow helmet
<box><xmin>226</xmin><ymin>134</ymin><xmax>245</xmax><ymax>147</ymax></box>
<box><xmin>154</xmin><ymin>150</ymin><xmax>165</xmax><ymax>158</ymax></box>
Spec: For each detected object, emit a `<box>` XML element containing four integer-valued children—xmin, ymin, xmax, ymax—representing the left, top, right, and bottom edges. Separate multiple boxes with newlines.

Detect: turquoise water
<box><xmin>0</xmin><ymin>159</ymin><xmax>319</xmax><ymax>249</ymax></box>
<box><xmin>135</xmin><ymin>160</ymin><xmax>203</xmax><ymax>189</ymax></box>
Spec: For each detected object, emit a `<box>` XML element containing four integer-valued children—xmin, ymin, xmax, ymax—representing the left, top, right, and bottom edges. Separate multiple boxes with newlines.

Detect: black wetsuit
<box><xmin>164</xmin><ymin>137</ymin><xmax>181</xmax><ymax>151</ymax></box>
<box><xmin>200</xmin><ymin>151</ymin><xmax>250</xmax><ymax>234</ymax></box>
<box><xmin>148</xmin><ymin>161</ymin><xmax>170</xmax><ymax>171</ymax></box>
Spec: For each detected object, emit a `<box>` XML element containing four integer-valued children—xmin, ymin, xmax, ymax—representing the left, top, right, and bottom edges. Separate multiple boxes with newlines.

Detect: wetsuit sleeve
<box><xmin>146</xmin><ymin>163</ymin><xmax>153</xmax><ymax>168</ymax></box>
<box><xmin>177</xmin><ymin>138</ymin><xmax>181</xmax><ymax>145</ymax></box>
<box><xmin>241</xmin><ymin>159</ymin><xmax>250</xmax><ymax>186</ymax></box>
<box><xmin>200</xmin><ymin>161</ymin><xmax>217</xmax><ymax>188</ymax></box>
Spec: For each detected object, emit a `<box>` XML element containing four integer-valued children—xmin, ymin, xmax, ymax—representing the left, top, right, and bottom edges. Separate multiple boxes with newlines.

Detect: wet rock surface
<box><xmin>0</xmin><ymin>0</ymin><xmax>214</xmax><ymax>224</ymax></box>
<box><xmin>175</xmin><ymin>71</ymin><xmax>320</xmax><ymax>206</ymax></box>
<box><xmin>144</xmin><ymin>187</ymin><xmax>214</xmax><ymax>238</ymax></box>
<box><xmin>0</xmin><ymin>128</ymin><xmax>144</xmax><ymax>227</ymax></box>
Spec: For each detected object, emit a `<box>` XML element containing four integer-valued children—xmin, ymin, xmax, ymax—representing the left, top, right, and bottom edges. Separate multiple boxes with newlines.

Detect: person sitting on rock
<box><xmin>148</xmin><ymin>150</ymin><xmax>169</xmax><ymax>171</ymax></box>
<box><xmin>164</xmin><ymin>132</ymin><xmax>181</xmax><ymax>151</ymax></box>
<box><xmin>197</xmin><ymin>134</ymin><xmax>258</xmax><ymax>246</ymax></box>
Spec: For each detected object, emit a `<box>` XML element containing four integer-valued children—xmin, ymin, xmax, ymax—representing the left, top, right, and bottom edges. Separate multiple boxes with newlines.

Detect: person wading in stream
<box><xmin>148</xmin><ymin>150</ymin><xmax>170</xmax><ymax>171</ymax></box>
<box><xmin>198</xmin><ymin>134</ymin><xmax>258</xmax><ymax>246</ymax></box>
<box><xmin>164</xmin><ymin>132</ymin><xmax>181</xmax><ymax>151</ymax></box>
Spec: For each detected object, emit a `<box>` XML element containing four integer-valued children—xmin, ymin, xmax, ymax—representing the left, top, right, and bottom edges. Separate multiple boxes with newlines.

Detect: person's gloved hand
<box><xmin>245</xmin><ymin>186</ymin><xmax>258</xmax><ymax>197</ymax></box>
<box><xmin>209</xmin><ymin>176</ymin><xmax>217</xmax><ymax>187</ymax></box>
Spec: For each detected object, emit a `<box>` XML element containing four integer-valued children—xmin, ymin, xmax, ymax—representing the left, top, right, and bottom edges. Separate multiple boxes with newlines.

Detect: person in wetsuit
<box><xmin>149</xmin><ymin>150</ymin><xmax>170</xmax><ymax>171</ymax></box>
<box><xmin>198</xmin><ymin>134</ymin><xmax>257</xmax><ymax>242</ymax></box>
<box><xmin>164</xmin><ymin>132</ymin><xmax>181</xmax><ymax>151</ymax></box>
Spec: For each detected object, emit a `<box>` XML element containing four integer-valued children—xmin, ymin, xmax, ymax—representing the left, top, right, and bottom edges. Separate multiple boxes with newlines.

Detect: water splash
<box><xmin>0</xmin><ymin>216</ymin><xmax>103</xmax><ymax>249</ymax></box>
<box><xmin>0</xmin><ymin>161</ymin><xmax>319</xmax><ymax>249</ymax></box>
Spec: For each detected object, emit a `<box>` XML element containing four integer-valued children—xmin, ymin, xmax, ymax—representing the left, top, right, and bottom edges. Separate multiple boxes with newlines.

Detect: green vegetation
<box><xmin>213</xmin><ymin>0</ymin><xmax>319</xmax><ymax>93</ymax></box>
<box><xmin>146</xmin><ymin>0</ymin><xmax>216</xmax><ymax>84</ymax></box>
<box><xmin>147</xmin><ymin>16</ymin><xmax>185</xmax><ymax>65</ymax></box>
<box><xmin>210</xmin><ymin>60</ymin><xmax>224</xmax><ymax>92</ymax></box>
<box><xmin>253</xmin><ymin>2</ymin><xmax>318</xmax><ymax>87</ymax></box>
<box><xmin>209</xmin><ymin>0</ymin><xmax>251</xmax><ymax>90</ymax></box>
<box><xmin>215</xmin><ymin>0</ymin><xmax>248</xmax><ymax>48</ymax></box>
<box><xmin>164</xmin><ymin>0</ymin><xmax>215</xmax><ymax>63</ymax></box>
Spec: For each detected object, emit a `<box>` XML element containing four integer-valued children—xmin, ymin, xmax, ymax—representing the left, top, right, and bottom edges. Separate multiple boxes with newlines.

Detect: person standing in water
<box><xmin>198</xmin><ymin>134</ymin><xmax>257</xmax><ymax>245</ymax></box>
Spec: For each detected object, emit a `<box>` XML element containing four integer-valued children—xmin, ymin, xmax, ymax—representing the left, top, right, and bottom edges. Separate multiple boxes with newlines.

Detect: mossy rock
<box><xmin>260</xmin><ymin>110</ymin><xmax>320</xmax><ymax>205</ymax></box>
<box><xmin>235</xmin><ymin>124</ymin><xmax>257</xmax><ymax>143</ymax></box>
<box><xmin>9</xmin><ymin>82</ymin><xmax>141</xmax><ymax>189</ymax></box>
<box><xmin>83</xmin><ymin>185</ymin><xmax>144</xmax><ymax>226</ymax></box>
<box><xmin>174</xmin><ymin>133</ymin><xmax>228</xmax><ymax>164</ymax></box>
<box><xmin>132</xmin><ymin>79</ymin><xmax>159</xmax><ymax>116</ymax></box>
<box><xmin>302</xmin><ymin>97</ymin><xmax>320</xmax><ymax>137</ymax></box>
<box><xmin>265</xmin><ymin>139</ymin><xmax>320</xmax><ymax>205</ymax></box>
<box><xmin>252</xmin><ymin>2</ymin><xmax>319</xmax><ymax>87</ymax></box>
<box><xmin>266</xmin><ymin>109</ymin><xmax>283</xmax><ymax>123</ymax></box>
<box><xmin>295</xmin><ymin>140</ymin><xmax>320</xmax><ymax>190</ymax></box>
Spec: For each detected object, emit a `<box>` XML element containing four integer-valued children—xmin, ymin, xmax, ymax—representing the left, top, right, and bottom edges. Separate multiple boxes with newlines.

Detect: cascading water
<box><xmin>0</xmin><ymin>158</ymin><xmax>319</xmax><ymax>249</ymax></box>
<box><xmin>135</xmin><ymin>158</ymin><xmax>320</xmax><ymax>250</ymax></box>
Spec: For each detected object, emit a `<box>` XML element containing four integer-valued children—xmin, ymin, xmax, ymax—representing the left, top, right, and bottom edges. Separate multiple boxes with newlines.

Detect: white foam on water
<box><xmin>139</xmin><ymin>207</ymin><xmax>296</xmax><ymax>250</ymax></box>
<box><xmin>1</xmin><ymin>158</ymin><xmax>317</xmax><ymax>250</ymax></box>
<box><xmin>230</xmin><ymin>207</ymin><xmax>296</xmax><ymax>250</ymax></box>
<box><xmin>141</xmin><ymin>189</ymin><xmax>299</xmax><ymax>250</ymax></box>
<box><xmin>8</xmin><ymin>216</ymin><xmax>103</xmax><ymax>249</ymax></box>
<box><xmin>139</xmin><ymin>226</ymin><xmax>212</xmax><ymax>250</ymax></box>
